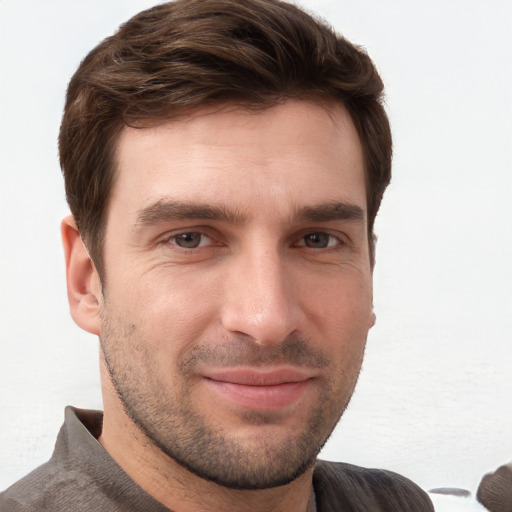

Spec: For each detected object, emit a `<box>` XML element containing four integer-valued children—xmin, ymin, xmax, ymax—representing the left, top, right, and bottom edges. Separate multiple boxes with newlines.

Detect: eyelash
<box><xmin>160</xmin><ymin>230</ymin><xmax>216</xmax><ymax>251</ymax></box>
<box><xmin>160</xmin><ymin>230</ymin><xmax>345</xmax><ymax>252</ymax></box>
<box><xmin>295</xmin><ymin>232</ymin><xmax>343</xmax><ymax>249</ymax></box>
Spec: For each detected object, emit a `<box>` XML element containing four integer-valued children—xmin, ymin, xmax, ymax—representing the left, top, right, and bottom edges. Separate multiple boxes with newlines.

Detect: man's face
<box><xmin>98</xmin><ymin>100</ymin><xmax>374</xmax><ymax>489</ymax></box>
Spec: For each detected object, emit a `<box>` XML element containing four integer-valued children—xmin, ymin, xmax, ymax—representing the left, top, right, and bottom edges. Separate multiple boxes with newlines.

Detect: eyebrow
<box><xmin>135</xmin><ymin>200</ymin><xmax>246</xmax><ymax>227</ymax></box>
<box><xmin>293</xmin><ymin>202</ymin><xmax>365</xmax><ymax>223</ymax></box>
<box><xmin>134</xmin><ymin>199</ymin><xmax>365</xmax><ymax>228</ymax></box>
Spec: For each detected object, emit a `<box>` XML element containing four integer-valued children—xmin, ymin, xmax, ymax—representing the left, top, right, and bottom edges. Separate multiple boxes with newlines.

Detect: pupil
<box><xmin>177</xmin><ymin>233</ymin><xmax>201</xmax><ymax>248</ymax></box>
<box><xmin>306</xmin><ymin>233</ymin><xmax>328</xmax><ymax>248</ymax></box>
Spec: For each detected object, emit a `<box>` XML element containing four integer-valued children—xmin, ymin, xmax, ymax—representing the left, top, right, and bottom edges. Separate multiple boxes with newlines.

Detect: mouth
<box><xmin>200</xmin><ymin>367</ymin><xmax>316</xmax><ymax>410</ymax></box>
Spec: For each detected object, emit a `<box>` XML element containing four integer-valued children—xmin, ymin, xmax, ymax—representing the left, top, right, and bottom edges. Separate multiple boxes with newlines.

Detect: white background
<box><xmin>1</xmin><ymin>0</ymin><xmax>511</xmax><ymax>506</ymax></box>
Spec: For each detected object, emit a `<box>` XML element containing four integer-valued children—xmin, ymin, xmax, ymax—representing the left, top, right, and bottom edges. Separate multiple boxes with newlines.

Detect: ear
<box><xmin>61</xmin><ymin>215</ymin><xmax>102</xmax><ymax>335</ymax></box>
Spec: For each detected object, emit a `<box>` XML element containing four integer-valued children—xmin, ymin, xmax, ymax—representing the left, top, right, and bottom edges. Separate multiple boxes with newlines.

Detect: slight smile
<box><xmin>200</xmin><ymin>367</ymin><xmax>316</xmax><ymax>410</ymax></box>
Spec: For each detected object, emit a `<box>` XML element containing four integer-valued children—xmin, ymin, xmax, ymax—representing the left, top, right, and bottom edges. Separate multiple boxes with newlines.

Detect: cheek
<box><xmin>123</xmin><ymin>266</ymin><xmax>223</xmax><ymax>349</ymax></box>
<box><xmin>304</xmin><ymin>271</ymin><xmax>373</xmax><ymax>328</ymax></box>
<box><xmin>300</xmin><ymin>279</ymin><xmax>373</xmax><ymax>372</ymax></box>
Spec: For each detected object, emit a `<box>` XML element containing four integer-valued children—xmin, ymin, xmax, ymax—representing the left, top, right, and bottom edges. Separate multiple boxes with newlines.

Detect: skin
<box><xmin>62</xmin><ymin>100</ymin><xmax>376</xmax><ymax>512</ymax></box>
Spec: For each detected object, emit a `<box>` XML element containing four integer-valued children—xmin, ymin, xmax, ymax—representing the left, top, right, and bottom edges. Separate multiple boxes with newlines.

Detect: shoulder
<box><xmin>0</xmin><ymin>460</ymin><xmax>66</xmax><ymax>512</ymax></box>
<box><xmin>313</xmin><ymin>460</ymin><xmax>434</xmax><ymax>512</ymax></box>
<box><xmin>0</xmin><ymin>407</ymin><xmax>102</xmax><ymax>511</ymax></box>
<box><xmin>0</xmin><ymin>407</ymin><xmax>168</xmax><ymax>512</ymax></box>
<box><xmin>0</xmin><ymin>450</ymin><xmax>140</xmax><ymax>512</ymax></box>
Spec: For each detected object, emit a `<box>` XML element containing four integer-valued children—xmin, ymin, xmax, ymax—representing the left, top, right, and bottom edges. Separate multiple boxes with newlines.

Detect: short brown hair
<box><xmin>59</xmin><ymin>0</ymin><xmax>392</xmax><ymax>275</ymax></box>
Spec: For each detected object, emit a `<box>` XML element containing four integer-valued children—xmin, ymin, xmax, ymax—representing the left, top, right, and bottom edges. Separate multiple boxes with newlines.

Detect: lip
<box><xmin>200</xmin><ymin>367</ymin><xmax>315</xmax><ymax>410</ymax></box>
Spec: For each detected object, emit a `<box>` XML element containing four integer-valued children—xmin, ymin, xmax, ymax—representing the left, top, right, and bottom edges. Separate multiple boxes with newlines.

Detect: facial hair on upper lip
<box><xmin>177</xmin><ymin>334</ymin><xmax>330</xmax><ymax>377</ymax></box>
<box><xmin>100</xmin><ymin>312</ymin><xmax>363</xmax><ymax>490</ymax></box>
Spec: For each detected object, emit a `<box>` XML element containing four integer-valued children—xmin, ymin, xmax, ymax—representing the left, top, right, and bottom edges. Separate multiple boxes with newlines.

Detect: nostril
<box><xmin>221</xmin><ymin>297</ymin><xmax>299</xmax><ymax>346</ymax></box>
<box><xmin>220</xmin><ymin>250</ymin><xmax>303</xmax><ymax>344</ymax></box>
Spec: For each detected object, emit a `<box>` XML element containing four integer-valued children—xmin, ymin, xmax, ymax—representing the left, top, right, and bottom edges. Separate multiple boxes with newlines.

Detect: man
<box><xmin>0</xmin><ymin>0</ymin><xmax>434</xmax><ymax>510</ymax></box>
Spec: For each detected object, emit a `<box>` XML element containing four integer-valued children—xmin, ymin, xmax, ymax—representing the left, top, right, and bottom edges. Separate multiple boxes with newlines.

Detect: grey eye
<box><xmin>303</xmin><ymin>232</ymin><xmax>331</xmax><ymax>248</ymax></box>
<box><xmin>173</xmin><ymin>232</ymin><xmax>203</xmax><ymax>248</ymax></box>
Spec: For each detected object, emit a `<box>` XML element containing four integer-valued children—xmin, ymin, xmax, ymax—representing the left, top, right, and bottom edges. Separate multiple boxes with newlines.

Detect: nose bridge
<box><xmin>221</xmin><ymin>239</ymin><xmax>300</xmax><ymax>345</ymax></box>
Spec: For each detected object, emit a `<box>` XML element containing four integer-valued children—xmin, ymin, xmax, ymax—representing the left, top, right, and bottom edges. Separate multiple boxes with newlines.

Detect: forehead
<box><xmin>110</xmin><ymin>100</ymin><xmax>366</xmax><ymax>221</ymax></box>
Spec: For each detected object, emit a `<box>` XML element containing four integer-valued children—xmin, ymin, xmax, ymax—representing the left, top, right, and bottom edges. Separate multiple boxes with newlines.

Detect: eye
<box><xmin>299</xmin><ymin>232</ymin><xmax>340</xmax><ymax>249</ymax></box>
<box><xmin>170</xmin><ymin>232</ymin><xmax>211</xmax><ymax>249</ymax></box>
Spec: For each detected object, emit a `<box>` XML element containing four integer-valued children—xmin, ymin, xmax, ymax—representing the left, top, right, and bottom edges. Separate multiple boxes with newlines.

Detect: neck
<box><xmin>98</xmin><ymin>363</ymin><xmax>315</xmax><ymax>512</ymax></box>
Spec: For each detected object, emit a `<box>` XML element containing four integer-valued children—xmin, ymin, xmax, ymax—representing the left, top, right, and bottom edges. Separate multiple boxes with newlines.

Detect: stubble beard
<box><xmin>100</xmin><ymin>309</ymin><xmax>364</xmax><ymax>490</ymax></box>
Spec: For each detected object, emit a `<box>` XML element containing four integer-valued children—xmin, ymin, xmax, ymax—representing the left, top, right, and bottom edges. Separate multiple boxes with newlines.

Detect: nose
<box><xmin>221</xmin><ymin>245</ymin><xmax>304</xmax><ymax>346</ymax></box>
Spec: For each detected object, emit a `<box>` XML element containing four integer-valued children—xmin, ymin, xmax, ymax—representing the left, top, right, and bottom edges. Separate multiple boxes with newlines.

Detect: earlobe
<box><xmin>61</xmin><ymin>215</ymin><xmax>102</xmax><ymax>335</ymax></box>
